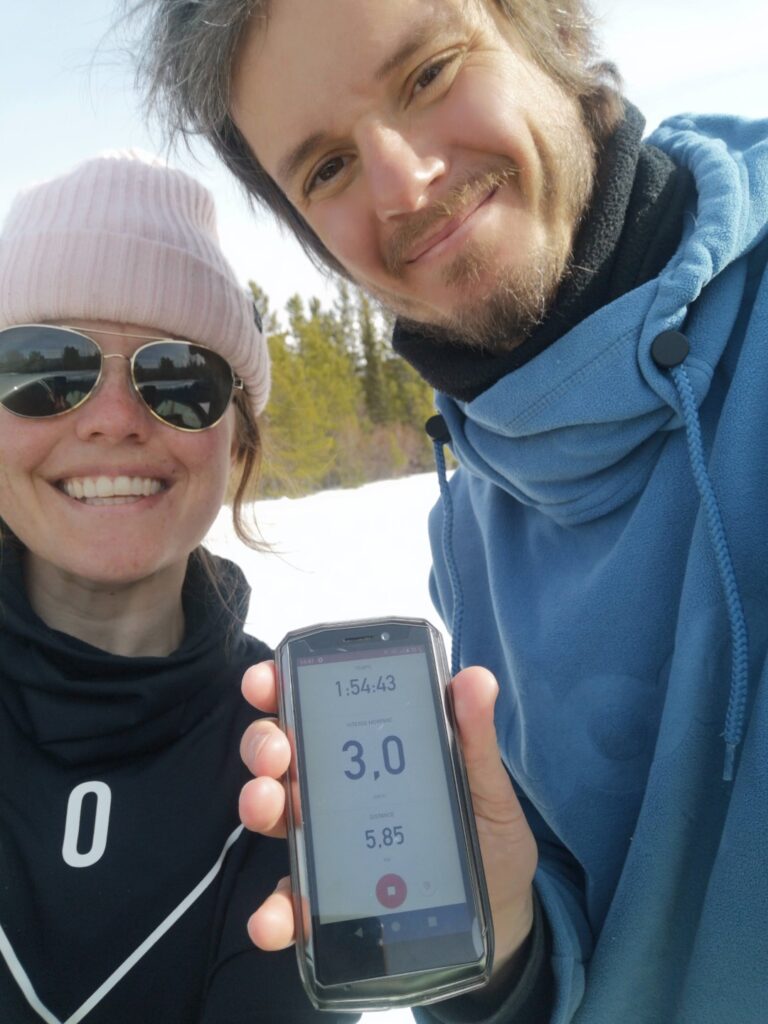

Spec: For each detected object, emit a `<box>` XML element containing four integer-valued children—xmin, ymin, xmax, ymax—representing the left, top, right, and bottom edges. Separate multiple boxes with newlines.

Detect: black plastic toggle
<box><xmin>651</xmin><ymin>330</ymin><xmax>690</xmax><ymax>369</ymax></box>
<box><xmin>425</xmin><ymin>414</ymin><xmax>451</xmax><ymax>443</ymax></box>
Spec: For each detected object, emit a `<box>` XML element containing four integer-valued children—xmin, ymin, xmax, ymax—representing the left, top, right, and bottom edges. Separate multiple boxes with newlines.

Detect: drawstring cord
<box><xmin>426</xmin><ymin>415</ymin><xmax>464</xmax><ymax>677</ymax></box>
<box><xmin>666</xmin><ymin>360</ymin><xmax>750</xmax><ymax>781</ymax></box>
<box><xmin>652</xmin><ymin>331</ymin><xmax>749</xmax><ymax>781</ymax></box>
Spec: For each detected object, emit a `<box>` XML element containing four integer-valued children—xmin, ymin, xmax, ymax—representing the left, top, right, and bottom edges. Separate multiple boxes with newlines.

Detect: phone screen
<box><xmin>289</xmin><ymin>633</ymin><xmax>483</xmax><ymax>985</ymax></box>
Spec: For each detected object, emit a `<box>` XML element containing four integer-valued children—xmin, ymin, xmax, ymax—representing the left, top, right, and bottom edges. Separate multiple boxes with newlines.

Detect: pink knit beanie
<box><xmin>0</xmin><ymin>150</ymin><xmax>270</xmax><ymax>416</ymax></box>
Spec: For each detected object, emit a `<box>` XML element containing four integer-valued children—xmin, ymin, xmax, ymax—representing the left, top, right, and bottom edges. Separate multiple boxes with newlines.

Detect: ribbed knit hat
<box><xmin>0</xmin><ymin>150</ymin><xmax>269</xmax><ymax>416</ymax></box>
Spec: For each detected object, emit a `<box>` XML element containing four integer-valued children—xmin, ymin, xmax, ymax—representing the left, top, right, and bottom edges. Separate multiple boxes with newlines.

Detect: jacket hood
<box><xmin>435</xmin><ymin>114</ymin><xmax>768</xmax><ymax>527</ymax></box>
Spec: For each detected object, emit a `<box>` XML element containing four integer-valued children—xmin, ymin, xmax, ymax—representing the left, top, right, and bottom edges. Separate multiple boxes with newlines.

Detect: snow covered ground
<box><xmin>205</xmin><ymin>473</ymin><xmax>446</xmax><ymax>653</ymax></box>
<box><xmin>205</xmin><ymin>472</ymin><xmax>447</xmax><ymax>1023</ymax></box>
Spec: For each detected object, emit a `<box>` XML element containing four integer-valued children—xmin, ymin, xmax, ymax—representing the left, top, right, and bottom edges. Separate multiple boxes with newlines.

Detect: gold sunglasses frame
<box><xmin>0</xmin><ymin>324</ymin><xmax>244</xmax><ymax>432</ymax></box>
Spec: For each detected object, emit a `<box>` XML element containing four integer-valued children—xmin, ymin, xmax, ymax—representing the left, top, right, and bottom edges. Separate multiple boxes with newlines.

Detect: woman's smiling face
<box><xmin>0</xmin><ymin>320</ymin><xmax>236</xmax><ymax>587</ymax></box>
<box><xmin>232</xmin><ymin>0</ymin><xmax>595</xmax><ymax>349</ymax></box>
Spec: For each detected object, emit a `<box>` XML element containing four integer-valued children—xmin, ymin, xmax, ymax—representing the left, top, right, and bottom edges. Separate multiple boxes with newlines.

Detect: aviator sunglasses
<box><xmin>0</xmin><ymin>324</ymin><xmax>243</xmax><ymax>431</ymax></box>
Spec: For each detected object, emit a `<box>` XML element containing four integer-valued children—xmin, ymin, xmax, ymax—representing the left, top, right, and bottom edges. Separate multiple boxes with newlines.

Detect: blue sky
<box><xmin>2</xmin><ymin>1</ymin><xmax>765</xmax><ymax>325</ymax></box>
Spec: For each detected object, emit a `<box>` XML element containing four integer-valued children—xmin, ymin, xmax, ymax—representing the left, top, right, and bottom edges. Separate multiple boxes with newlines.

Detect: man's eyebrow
<box><xmin>373</xmin><ymin>24</ymin><xmax>435</xmax><ymax>82</ymax></box>
<box><xmin>277</xmin><ymin>132</ymin><xmax>329</xmax><ymax>189</ymax></box>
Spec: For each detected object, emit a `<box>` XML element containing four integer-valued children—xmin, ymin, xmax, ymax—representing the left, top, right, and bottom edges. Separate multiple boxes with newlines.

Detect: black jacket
<box><xmin>0</xmin><ymin>545</ymin><xmax>350</xmax><ymax>1023</ymax></box>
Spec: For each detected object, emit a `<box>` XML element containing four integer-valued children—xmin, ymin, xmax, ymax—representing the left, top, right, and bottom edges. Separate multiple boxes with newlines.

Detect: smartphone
<box><xmin>274</xmin><ymin>617</ymin><xmax>493</xmax><ymax>1012</ymax></box>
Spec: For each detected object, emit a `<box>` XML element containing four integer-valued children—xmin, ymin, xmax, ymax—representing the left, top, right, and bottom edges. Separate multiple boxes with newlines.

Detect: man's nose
<box><xmin>359</xmin><ymin>122</ymin><xmax>446</xmax><ymax>221</ymax></box>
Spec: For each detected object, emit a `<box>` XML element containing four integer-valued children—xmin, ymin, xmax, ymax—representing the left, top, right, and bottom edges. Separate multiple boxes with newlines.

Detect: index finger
<box><xmin>242</xmin><ymin>660</ymin><xmax>278</xmax><ymax>714</ymax></box>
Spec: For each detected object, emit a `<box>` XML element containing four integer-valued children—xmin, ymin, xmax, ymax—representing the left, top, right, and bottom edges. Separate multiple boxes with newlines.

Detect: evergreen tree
<box><xmin>245</xmin><ymin>280</ymin><xmax>440</xmax><ymax>496</ymax></box>
<box><xmin>382</xmin><ymin>356</ymin><xmax>435</xmax><ymax>428</ymax></box>
<box><xmin>290</xmin><ymin>295</ymin><xmax>361</xmax><ymax>424</ymax></box>
<box><xmin>255</xmin><ymin>294</ymin><xmax>334</xmax><ymax>494</ymax></box>
<box><xmin>332</xmin><ymin>281</ymin><xmax>358</xmax><ymax>359</ymax></box>
<box><xmin>288</xmin><ymin>293</ymin><xmax>366</xmax><ymax>488</ymax></box>
<box><xmin>357</xmin><ymin>290</ymin><xmax>388</xmax><ymax>424</ymax></box>
<box><xmin>248</xmin><ymin>280</ymin><xmax>281</xmax><ymax>335</ymax></box>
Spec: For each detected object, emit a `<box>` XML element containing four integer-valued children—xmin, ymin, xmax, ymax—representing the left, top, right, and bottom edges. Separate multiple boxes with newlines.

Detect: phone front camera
<box><xmin>381</xmin><ymin>631</ymin><xmax>390</xmax><ymax>641</ymax></box>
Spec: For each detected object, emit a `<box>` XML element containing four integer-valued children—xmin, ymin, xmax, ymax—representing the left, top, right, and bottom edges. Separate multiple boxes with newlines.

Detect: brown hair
<box><xmin>227</xmin><ymin>385</ymin><xmax>266</xmax><ymax>549</ymax></box>
<box><xmin>129</xmin><ymin>0</ymin><xmax>623</xmax><ymax>274</ymax></box>
<box><xmin>194</xmin><ymin>386</ymin><xmax>267</xmax><ymax>623</ymax></box>
<box><xmin>492</xmin><ymin>0</ymin><xmax>624</xmax><ymax>145</ymax></box>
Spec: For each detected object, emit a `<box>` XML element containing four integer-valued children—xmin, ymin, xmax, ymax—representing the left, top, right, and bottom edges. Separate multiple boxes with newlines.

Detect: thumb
<box><xmin>452</xmin><ymin>669</ymin><xmax>538</xmax><ymax>974</ymax></box>
<box><xmin>450</xmin><ymin>666</ymin><xmax>524</xmax><ymax>828</ymax></box>
<box><xmin>450</xmin><ymin>667</ymin><xmax>518</xmax><ymax>819</ymax></box>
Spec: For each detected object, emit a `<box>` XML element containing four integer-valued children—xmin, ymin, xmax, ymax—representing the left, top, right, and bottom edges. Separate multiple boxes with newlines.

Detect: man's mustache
<box><xmin>383</xmin><ymin>162</ymin><xmax>519</xmax><ymax>276</ymax></box>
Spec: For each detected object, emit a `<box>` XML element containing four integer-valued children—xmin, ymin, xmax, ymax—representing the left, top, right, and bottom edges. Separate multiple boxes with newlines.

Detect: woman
<box><xmin>0</xmin><ymin>151</ymin><xmax>350</xmax><ymax>1023</ymax></box>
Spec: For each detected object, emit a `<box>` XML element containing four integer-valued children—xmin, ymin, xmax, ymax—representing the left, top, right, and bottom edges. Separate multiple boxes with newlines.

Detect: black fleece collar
<box><xmin>392</xmin><ymin>103</ymin><xmax>694</xmax><ymax>402</ymax></box>
<box><xmin>0</xmin><ymin>543</ymin><xmax>251</xmax><ymax>764</ymax></box>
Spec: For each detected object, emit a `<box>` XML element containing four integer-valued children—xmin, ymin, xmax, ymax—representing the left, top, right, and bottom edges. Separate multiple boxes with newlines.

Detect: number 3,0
<box><xmin>62</xmin><ymin>781</ymin><xmax>112</xmax><ymax>868</ymax></box>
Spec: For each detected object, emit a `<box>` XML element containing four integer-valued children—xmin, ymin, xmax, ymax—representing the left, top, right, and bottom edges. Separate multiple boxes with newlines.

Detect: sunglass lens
<box><xmin>0</xmin><ymin>325</ymin><xmax>100</xmax><ymax>417</ymax></box>
<box><xmin>133</xmin><ymin>343</ymin><xmax>234</xmax><ymax>429</ymax></box>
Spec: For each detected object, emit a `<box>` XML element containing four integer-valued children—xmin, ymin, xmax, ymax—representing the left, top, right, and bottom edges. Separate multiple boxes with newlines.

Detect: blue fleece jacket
<box><xmin>428</xmin><ymin>115</ymin><xmax>768</xmax><ymax>1023</ymax></box>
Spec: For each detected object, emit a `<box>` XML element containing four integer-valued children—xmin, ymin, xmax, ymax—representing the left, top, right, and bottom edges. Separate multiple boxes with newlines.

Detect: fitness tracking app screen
<box><xmin>295</xmin><ymin>646</ymin><xmax>469</xmax><ymax>941</ymax></box>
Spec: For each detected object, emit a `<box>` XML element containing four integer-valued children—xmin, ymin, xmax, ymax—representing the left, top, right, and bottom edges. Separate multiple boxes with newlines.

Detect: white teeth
<box><xmin>85</xmin><ymin>496</ymin><xmax>142</xmax><ymax>507</ymax></box>
<box><xmin>61</xmin><ymin>476</ymin><xmax>164</xmax><ymax>501</ymax></box>
<box><xmin>113</xmin><ymin>476</ymin><xmax>132</xmax><ymax>496</ymax></box>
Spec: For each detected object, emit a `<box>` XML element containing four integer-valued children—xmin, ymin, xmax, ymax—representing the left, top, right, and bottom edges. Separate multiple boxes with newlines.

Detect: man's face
<box><xmin>233</xmin><ymin>0</ymin><xmax>596</xmax><ymax>350</ymax></box>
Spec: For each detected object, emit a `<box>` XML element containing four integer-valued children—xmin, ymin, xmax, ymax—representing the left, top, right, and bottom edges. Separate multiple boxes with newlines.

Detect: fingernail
<box><xmin>247</xmin><ymin>731</ymin><xmax>269</xmax><ymax>765</ymax></box>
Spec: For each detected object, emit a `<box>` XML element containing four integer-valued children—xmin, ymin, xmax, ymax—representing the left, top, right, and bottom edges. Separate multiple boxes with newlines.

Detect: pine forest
<box><xmin>249</xmin><ymin>281</ymin><xmax>440</xmax><ymax>498</ymax></box>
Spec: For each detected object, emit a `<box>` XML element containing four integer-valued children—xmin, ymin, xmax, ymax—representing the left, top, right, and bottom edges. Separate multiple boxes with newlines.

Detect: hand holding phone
<box><xmin>240</xmin><ymin>626</ymin><xmax>538</xmax><ymax>1011</ymax></box>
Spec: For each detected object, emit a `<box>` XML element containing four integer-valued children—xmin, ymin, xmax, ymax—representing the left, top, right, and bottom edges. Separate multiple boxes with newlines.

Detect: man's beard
<box><xmin>371</xmin><ymin>115</ymin><xmax>596</xmax><ymax>355</ymax></box>
<box><xmin>396</xmin><ymin>233</ymin><xmax>568</xmax><ymax>354</ymax></box>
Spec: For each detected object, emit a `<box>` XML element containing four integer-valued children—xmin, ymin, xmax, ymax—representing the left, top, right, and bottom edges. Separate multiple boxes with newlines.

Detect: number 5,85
<box><xmin>365</xmin><ymin>825</ymin><xmax>405</xmax><ymax>848</ymax></box>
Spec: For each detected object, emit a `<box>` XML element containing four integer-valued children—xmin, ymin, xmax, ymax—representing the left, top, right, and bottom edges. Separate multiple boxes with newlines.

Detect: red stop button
<box><xmin>376</xmin><ymin>873</ymin><xmax>407</xmax><ymax>909</ymax></box>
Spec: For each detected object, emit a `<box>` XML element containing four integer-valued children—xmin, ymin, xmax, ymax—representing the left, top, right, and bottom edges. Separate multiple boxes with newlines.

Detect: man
<box><xmin>135</xmin><ymin>1</ymin><xmax>768</xmax><ymax>1021</ymax></box>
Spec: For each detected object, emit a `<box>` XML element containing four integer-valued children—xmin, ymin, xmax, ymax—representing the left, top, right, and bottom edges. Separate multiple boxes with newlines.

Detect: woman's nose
<box><xmin>73</xmin><ymin>354</ymin><xmax>153</xmax><ymax>442</ymax></box>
